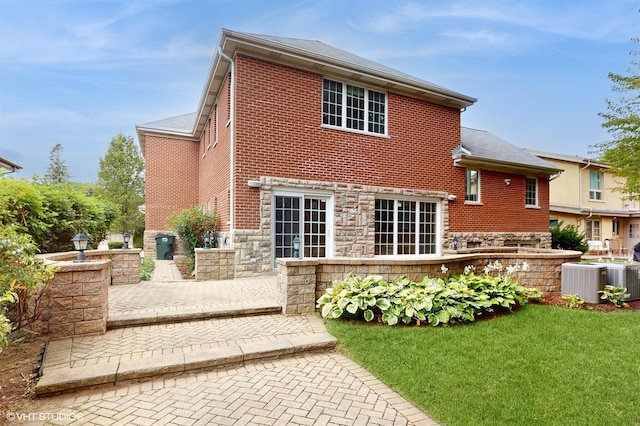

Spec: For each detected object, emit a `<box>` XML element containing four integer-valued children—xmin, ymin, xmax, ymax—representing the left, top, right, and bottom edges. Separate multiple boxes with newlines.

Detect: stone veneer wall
<box><xmin>276</xmin><ymin>249</ymin><xmax>582</xmax><ymax>315</ymax></box>
<box><xmin>233</xmin><ymin>177</ymin><xmax>552</xmax><ymax>278</ymax></box>
<box><xmin>194</xmin><ymin>248</ymin><xmax>236</xmax><ymax>281</ymax></box>
<box><xmin>42</xmin><ymin>249</ymin><xmax>141</xmax><ymax>285</ymax></box>
<box><xmin>38</xmin><ymin>260</ymin><xmax>111</xmax><ymax>339</ymax></box>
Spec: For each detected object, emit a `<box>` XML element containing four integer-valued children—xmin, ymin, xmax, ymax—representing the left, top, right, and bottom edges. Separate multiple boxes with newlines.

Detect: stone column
<box><xmin>276</xmin><ymin>259</ymin><xmax>318</xmax><ymax>315</ymax></box>
<box><xmin>110</xmin><ymin>248</ymin><xmax>142</xmax><ymax>285</ymax></box>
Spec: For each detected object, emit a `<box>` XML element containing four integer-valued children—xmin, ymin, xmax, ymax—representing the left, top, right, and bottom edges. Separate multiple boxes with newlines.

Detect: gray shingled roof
<box><xmin>460</xmin><ymin>127</ymin><xmax>561</xmax><ymax>172</ymax></box>
<box><xmin>241</xmin><ymin>32</ymin><xmax>459</xmax><ymax>96</ymax></box>
<box><xmin>137</xmin><ymin>112</ymin><xmax>197</xmax><ymax>134</ymax></box>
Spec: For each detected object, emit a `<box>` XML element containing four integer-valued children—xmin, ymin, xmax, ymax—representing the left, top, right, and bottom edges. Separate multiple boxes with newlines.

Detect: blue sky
<box><xmin>0</xmin><ymin>0</ymin><xmax>637</xmax><ymax>182</ymax></box>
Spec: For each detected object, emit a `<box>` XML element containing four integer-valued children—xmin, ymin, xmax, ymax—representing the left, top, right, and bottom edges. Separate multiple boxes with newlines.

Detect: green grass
<box><xmin>325</xmin><ymin>304</ymin><xmax>640</xmax><ymax>426</ymax></box>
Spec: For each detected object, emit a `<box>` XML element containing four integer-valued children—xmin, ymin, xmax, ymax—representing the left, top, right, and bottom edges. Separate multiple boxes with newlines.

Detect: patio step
<box><xmin>36</xmin><ymin>312</ymin><xmax>336</xmax><ymax>396</ymax></box>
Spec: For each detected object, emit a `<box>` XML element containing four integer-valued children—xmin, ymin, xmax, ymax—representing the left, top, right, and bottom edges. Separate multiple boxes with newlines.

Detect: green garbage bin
<box><xmin>155</xmin><ymin>234</ymin><xmax>175</xmax><ymax>260</ymax></box>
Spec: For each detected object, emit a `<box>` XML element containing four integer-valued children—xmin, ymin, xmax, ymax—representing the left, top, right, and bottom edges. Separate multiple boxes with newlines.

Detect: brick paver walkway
<box><xmin>14</xmin><ymin>261</ymin><xmax>440</xmax><ymax>425</ymax></box>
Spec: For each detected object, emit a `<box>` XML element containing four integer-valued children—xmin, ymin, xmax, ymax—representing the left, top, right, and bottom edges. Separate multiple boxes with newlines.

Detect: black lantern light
<box><xmin>453</xmin><ymin>236</ymin><xmax>459</xmax><ymax>251</ymax></box>
<box><xmin>71</xmin><ymin>232</ymin><xmax>89</xmax><ymax>262</ymax></box>
<box><xmin>292</xmin><ymin>235</ymin><xmax>301</xmax><ymax>259</ymax></box>
<box><xmin>123</xmin><ymin>231</ymin><xmax>131</xmax><ymax>249</ymax></box>
<box><xmin>203</xmin><ymin>231</ymin><xmax>211</xmax><ymax>249</ymax></box>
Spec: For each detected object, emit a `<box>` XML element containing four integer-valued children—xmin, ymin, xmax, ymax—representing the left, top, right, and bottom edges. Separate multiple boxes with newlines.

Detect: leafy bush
<box><xmin>562</xmin><ymin>294</ymin><xmax>585</xmax><ymax>309</ymax></box>
<box><xmin>551</xmin><ymin>222</ymin><xmax>588</xmax><ymax>252</ymax></box>
<box><xmin>0</xmin><ymin>227</ymin><xmax>57</xmax><ymax>351</ymax></box>
<box><xmin>167</xmin><ymin>206</ymin><xmax>218</xmax><ymax>270</ymax></box>
<box><xmin>108</xmin><ymin>242</ymin><xmax>124</xmax><ymax>249</ymax></box>
<box><xmin>598</xmin><ymin>285</ymin><xmax>630</xmax><ymax>308</ymax></box>
<box><xmin>139</xmin><ymin>257</ymin><xmax>155</xmax><ymax>281</ymax></box>
<box><xmin>0</xmin><ymin>177</ymin><xmax>116</xmax><ymax>253</ymax></box>
<box><xmin>317</xmin><ymin>262</ymin><xmax>539</xmax><ymax>327</ymax></box>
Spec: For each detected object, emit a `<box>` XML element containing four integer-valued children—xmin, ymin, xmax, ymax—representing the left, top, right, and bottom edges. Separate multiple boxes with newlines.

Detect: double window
<box><xmin>586</xmin><ymin>219</ymin><xmax>601</xmax><ymax>241</ymax></box>
<box><xmin>375</xmin><ymin>199</ymin><xmax>438</xmax><ymax>256</ymax></box>
<box><xmin>322</xmin><ymin>79</ymin><xmax>386</xmax><ymax>135</ymax></box>
<box><xmin>589</xmin><ymin>171</ymin><xmax>603</xmax><ymax>201</ymax></box>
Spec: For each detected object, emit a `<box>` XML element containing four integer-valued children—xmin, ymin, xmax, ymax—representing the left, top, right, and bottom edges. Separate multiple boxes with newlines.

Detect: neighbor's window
<box><xmin>589</xmin><ymin>171</ymin><xmax>603</xmax><ymax>201</ymax></box>
<box><xmin>586</xmin><ymin>219</ymin><xmax>601</xmax><ymax>241</ymax></box>
<box><xmin>374</xmin><ymin>199</ymin><xmax>438</xmax><ymax>256</ymax></box>
<box><xmin>322</xmin><ymin>79</ymin><xmax>386</xmax><ymax>135</ymax></box>
<box><xmin>465</xmin><ymin>169</ymin><xmax>479</xmax><ymax>202</ymax></box>
<box><xmin>612</xmin><ymin>219</ymin><xmax>620</xmax><ymax>236</ymax></box>
<box><xmin>525</xmin><ymin>177</ymin><xmax>538</xmax><ymax>206</ymax></box>
<box><xmin>630</xmin><ymin>223</ymin><xmax>640</xmax><ymax>239</ymax></box>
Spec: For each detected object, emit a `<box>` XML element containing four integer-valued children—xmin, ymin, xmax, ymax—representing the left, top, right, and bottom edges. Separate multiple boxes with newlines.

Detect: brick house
<box><xmin>136</xmin><ymin>29</ymin><xmax>561</xmax><ymax>276</ymax></box>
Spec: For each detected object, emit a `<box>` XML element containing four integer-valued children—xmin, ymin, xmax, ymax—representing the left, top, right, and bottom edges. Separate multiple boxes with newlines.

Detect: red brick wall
<box><xmin>449</xmin><ymin>170</ymin><xmax>550</xmax><ymax>232</ymax></box>
<box><xmin>198</xmin><ymin>75</ymin><xmax>232</xmax><ymax>232</ymax></box>
<box><xmin>232</xmin><ymin>55</ymin><xmax>462</xmax><ymax>229</ymax></box>
<box><xmin>144</xmin><ymin>135</ymin><xmax>199</xmax><ymax>230</ymax></box>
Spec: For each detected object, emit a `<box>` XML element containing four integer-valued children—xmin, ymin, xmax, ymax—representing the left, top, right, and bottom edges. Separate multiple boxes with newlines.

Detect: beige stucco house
<box><xmin>530</xmin><ymin>150</ymin><xmax>640</xmax><ymax>255</ymax></box>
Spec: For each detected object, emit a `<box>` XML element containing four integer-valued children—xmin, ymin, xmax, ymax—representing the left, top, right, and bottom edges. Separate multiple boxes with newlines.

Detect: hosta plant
<box><xmin>562</xmin><ymin>294</ymin><xmax>585</xmax><ymax>309</ymax></box>
<box><xmin>598</xmin><ymin>285</ymin><xmax>630</xmax><ymax>308</ymax></box>
<box><xmin>317</xmin><ymin>263</ymin><xmax>540</xmax><ymax>327</ymax></box>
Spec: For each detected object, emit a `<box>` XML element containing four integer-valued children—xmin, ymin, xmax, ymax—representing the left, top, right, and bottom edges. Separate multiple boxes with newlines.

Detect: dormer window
<box><xmin>322</xmin><ymin>79</ymin><xmax>386</xmax><ymax>135</ymax></box>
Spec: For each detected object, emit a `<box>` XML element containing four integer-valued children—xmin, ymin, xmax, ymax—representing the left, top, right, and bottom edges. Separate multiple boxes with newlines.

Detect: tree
<box><xmin>595</xmin><ymin>38</ymin><xmax>640</xmax><ymax>200</ymax></box>
<box><xmin>45</xmin><ymin>143</ymin><xmax>71</xmax><ymax>184</ymax></box>
<box><xmin>96</xmin><ymin>133</ymin><xmax>145</xmax><ymax>233</ymax></box>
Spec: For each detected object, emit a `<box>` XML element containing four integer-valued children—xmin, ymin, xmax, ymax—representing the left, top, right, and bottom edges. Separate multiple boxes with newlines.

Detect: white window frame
<box><xmin>465</xmin><ymin>169</ymin><xmax>480</xmax><ymax>203</ymax></box>
<box><xmin>525</xmin><ymin>177</ymin><xmax>538</xmax><ymax>207</ymax></box>
<box><xmin>374</xmin><ymin>197</ymin><xmax>441</xmax><ymax>257</ymax></box>
<box><xmin>271</xmin><ymin>189</ymin><xmax>334</xmax><ymax>267</ymax></box>
<box><xmin>589</xmin><ymin>171</ymin><xmax>603</xmax><ymax>201</ymax></box>
<box><xmin>322</xmin><ymin>78</ymin><xmax>387</xmax><ymax>136</ymax></box>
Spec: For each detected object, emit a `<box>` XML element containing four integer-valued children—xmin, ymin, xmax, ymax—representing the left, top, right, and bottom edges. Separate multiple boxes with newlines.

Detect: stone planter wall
<box><xmin>276</xmin><ymin>249</ymin><xmax>582</xmax><ymax>315</ymax></box>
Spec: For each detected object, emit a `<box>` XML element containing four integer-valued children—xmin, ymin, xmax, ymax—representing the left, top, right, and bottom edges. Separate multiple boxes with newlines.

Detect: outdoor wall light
<box><xmin>453</xmin><ymin>236</ymin><xmax>459</xmax><ymax>251</ymax></box>
<box><xmin>123</xmin><ymin>231</ymin><xmax>131</xmax><ymax>249</ymax></box>
<box><xmin>71</xmin><ymin>232</ymin><xmax>89</xmax><ymax>262</ymax></box>
<box><xmin>292</xmin><ymin>235</ymin><xmax>301</xmax><ymax>259</ymax></box>
<box><xmin>203</xmin><ymin>231</ymin><xmax>211</xmax><ymax>249</ymax></box>
<box><xmin>447</xmin><ymin>194</ymin><xmax>457</xmax><ymax>201</ymax></box>
<box><xmin>504</xmin><ymin>179</ymin><xmax>511</xmax><ymax>185</ymax></box>
<box><xmin>247</xmin><ymin>180</ymin><xmax>261</xmax><ymax>188</ymax></box>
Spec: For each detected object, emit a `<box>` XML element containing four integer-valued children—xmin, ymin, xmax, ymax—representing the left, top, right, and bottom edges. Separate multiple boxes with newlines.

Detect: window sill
<box><xmin>320</xmin><ymin>124</ymin><xmax>390</xmax><ymax>139</ymax></box>
<box><xmin>464</xmin><ymin>201</ymin><xmax>483</xmax><ymax>206</ymax></box>
<box><xmin>526</xmin><ymin>205</ymin><xmax>541</xmax><ymax>210</ymax></box>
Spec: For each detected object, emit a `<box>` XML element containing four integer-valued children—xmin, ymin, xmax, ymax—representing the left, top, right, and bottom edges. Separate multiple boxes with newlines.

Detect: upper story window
<box><xmin>525</xmin><ymin>177</ymin><xmax>538</xmax><ymax>207</ymax></box>
<box><xmin>322</xmin><ymin>79</ymin><xmax>386</xmax><ymax>135</ymax></box>
<box><xmin>589</xmin><ymin>171</ymin><xmax>603</xmax><ymax>201</ymax></box>
<box><xmin>465</xmin><ymin>169</ymin><xmax>479</xmax><ymax>202</ymax></box>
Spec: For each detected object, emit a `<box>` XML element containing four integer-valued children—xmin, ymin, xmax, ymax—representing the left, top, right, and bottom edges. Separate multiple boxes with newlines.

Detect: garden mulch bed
<box><xmin>540</xmin><ymin>292</ymin><xmax>640</xmax><ymax>311</ymax></box>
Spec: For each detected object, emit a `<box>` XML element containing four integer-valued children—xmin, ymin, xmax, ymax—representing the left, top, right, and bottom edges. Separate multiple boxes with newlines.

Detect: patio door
<box><xmin>273</xmin><ymin>194</ymin><xmax>331</xmax><ymax>267</ymax></box>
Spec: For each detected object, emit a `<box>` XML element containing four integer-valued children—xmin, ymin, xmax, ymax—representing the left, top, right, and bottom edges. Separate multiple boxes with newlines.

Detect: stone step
<box><xmin>107</xmin><ymin>302</ymin><xmax>282</xmax><ymax>329</ymax></box>
<box><xmin>36</xmin><ymin>314</ymin><xmax>336</xmax><ymax>396</ymax></box>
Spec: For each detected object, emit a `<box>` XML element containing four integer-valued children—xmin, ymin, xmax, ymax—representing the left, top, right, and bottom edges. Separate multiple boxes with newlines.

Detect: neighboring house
<box><xmin>137</xmin><ymin>29</ymin><xmax>561</xmax><ymax>276</ymax></box>
<box><xmin>0</xmin><ymin>157</ymin><xmax>22</xmax><ymax>175</ymax></box>
<box><xmin>530</xmin><ymin>150</ymin><xmax>640</xmax><ymax>253</ymax></box>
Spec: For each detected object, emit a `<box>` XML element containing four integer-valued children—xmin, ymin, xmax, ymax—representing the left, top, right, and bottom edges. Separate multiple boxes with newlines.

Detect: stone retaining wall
<box><xmin>42</xmin><ymin>249</ymin><xmax>141</xmax><ymax>285</ymax></box>
<box><xmin>276</xmin><ymin>249</ymin><xmax>582</xmax><ymax>315</ymax></box>
<box><xmin>194</xmin><ymin>248</ymin><xmax>236</xmax><ymax>281</ymax></box>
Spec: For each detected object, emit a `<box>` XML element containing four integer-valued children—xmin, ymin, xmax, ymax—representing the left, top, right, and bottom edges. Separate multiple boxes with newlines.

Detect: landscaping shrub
<box><xmin>551</xmin><ymin>221</ymin><xmax>588</xmax><ymax>252</ymax></box>
<box><xmin>139</xmin><ymin>257</ymin><xmax>155</xmax><ymax>281</ymax></box>
<box><xmin>0</xmin><ymin>227</ymin><xmax>56</xmax><ymax>351</ymax></box>
<box><xmin>167</xmin><ymin>206</ymin><xmax>218</xmax><ymax>271</ymax></box>
<box><xmin>108</xmin><ymin>242</ymin><xmax>124</xmax><ymax>249</ymax></box>
<box><xmin>317</xmin><ymin>261</ymin><xmax>540</xmax><ymax>326</ymax></box>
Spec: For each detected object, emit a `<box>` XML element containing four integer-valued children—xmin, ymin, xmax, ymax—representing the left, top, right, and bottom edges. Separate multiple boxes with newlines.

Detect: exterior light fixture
<box><xmin>292</xmin><ymin>235</ymin><xmax>301</xmax><ymax>259</ymax></box>
<box><xmin>203</xmin><ymin>231</ymin><xmax>211</xmax><ymax>249</ymax></box>
<box><xmin>453</xmin><ymin>236</ymin><xmax>459</xmax><ymax>251</ymax></box>
<box><xmin>504</xmin><ymin>179</ymin><xmax>511</xmax><ymax>185</ymax></box>
<box><xmin>71</xmin><ymin>232</ymin><xmax>89</xmax><ymax>262</ymax></box>
<box><xmin>123</xmin><ymin>231</ymin><xmax>131</xmax><ymax>249</ymax></box>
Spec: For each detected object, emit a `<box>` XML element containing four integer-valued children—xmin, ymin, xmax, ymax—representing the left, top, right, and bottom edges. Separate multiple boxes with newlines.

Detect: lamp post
<box><xmin>71</xmin><ymin>232</ymin><xmax>89</xmax><ymax>262</ymax></box>
<box><xmin>123</xmin><ymin>231</ymin><xmax>131</xmax><ymax>249</ymax></box>
<box><xmin>292</xmin><ymin>235</ymin><xmax>300</xmax><ymax>259</ymax></box>
<box><xmin>203</xmin><ymin>231</ymin><xmax>211</xmax><ymax>249</ymax></box>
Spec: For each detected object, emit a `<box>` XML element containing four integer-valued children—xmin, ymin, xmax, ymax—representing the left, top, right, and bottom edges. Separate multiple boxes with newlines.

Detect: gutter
<box><xmin>218</xmin><ymin>47</ymin><xmax>235</xmax><ymax>234</ymax></box>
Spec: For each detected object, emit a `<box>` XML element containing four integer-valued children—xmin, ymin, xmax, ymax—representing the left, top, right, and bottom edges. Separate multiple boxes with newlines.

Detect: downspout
<box><xmin>579</xmin><ymin>160</ymin><xmax>591</xmax><ymax>229</ymax></box>
<box><xmin>218</xmin><ymin>47</ymin><xmax>235</xmax><ymax>234</ymax></box>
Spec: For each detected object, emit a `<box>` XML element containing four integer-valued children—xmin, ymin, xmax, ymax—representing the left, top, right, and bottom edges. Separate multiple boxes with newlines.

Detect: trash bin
<box><xmin>155</xmin><ymin>234</ymin><xmax>175</xmax><ymax>260</ymax></box>
<box><xmin>634</xmin><ymin>242</ymin><xmax>640</xmax><ymax>262</ymax></box>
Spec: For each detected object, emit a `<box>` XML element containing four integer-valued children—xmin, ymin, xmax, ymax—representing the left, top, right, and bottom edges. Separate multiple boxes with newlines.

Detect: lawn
<box><xmin>325</xmin><ymin>304</ymin><xmax>640</xmax><ymax>426</ymax></box>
